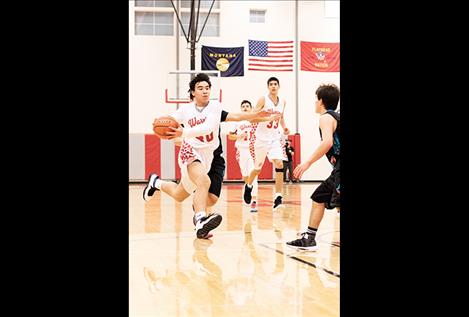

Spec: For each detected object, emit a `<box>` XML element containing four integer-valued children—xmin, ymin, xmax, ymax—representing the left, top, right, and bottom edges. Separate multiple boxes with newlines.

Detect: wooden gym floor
<box><xmin>129</xmin><ymin>182</ymin><xmax>340</xmax><ymax>317</ymax></box>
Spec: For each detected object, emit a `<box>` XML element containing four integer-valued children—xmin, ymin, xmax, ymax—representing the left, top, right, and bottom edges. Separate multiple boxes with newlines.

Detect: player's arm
<box><xmin>225</xmin><ymin>97</ymin><xmax>273</xmax><ymax>122</ymax></box>
<box><xmin>225</xmin><ymin>110</ymin><xmax>275</xmax><ymax>122</ymax></box>
<box><xmin>249</xmin><ymin>97</ymin><xmax>279</xmax><ymax>122</ymax></box>
<box><xmin>249</xmin><ymin>113</ymin><xmax>281</xmax><ymax>123</ymax></box>
<box><xmin>293</xmin><ymin>115</ymin><xmax>334</xmax><ymax>179</ymax></box>
<box><xmin>254</xmin><ymin>96</ymin><xmax>266</xmax><ymax>112</ymax></box>
<box><xmin>167</xmin><ymin>108</ymin><xmax>185</xmax><ymax>144</ymax></box>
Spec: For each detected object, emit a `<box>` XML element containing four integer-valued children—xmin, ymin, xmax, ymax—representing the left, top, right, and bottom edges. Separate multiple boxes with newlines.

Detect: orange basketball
<box><xmin>153</xmin><ymin>116</ymin><xmax>180</xmax><ymax>139</ymax></box>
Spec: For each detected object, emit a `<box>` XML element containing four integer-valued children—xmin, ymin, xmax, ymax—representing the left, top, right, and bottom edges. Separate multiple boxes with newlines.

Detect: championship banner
<box><xmin>201</xmin><ymin>45</ymin><xmax>244</xmax><ymax>77</ymax></box>
<box><xmin>301</xmin><ymin>41</ymin><xmax>340</xmax><ymax>72</ymax></box>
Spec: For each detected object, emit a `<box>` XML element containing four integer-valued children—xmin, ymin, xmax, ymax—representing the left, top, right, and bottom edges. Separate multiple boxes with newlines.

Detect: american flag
<box><xmin>248</xmin><ymin>39</ymin><xmax>294</xmax><ymax>72</ymax></box>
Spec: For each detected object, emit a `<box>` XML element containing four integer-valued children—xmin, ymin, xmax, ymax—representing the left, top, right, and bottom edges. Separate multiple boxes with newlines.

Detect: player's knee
<box><xmin>195</xmin><ymin>174</ymin><xmax>211</xmax><ymax>189</ymax></box>
<box><xmin>174</xmin><ymin>195</ymin><xmax>186</xmax><ymax>203</ymax></box>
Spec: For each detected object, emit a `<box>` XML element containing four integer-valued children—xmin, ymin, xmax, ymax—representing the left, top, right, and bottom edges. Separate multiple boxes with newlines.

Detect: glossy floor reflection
<box><xmin>130</xmin><ymin>182</ymin><xmax>340</xmax><ymax>317</ymax></box>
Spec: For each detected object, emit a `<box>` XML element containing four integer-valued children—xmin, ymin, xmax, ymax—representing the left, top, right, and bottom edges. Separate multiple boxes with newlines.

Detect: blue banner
<box><xmin>201</xmin><ymin>46</ymin><xmax>244</xmax><ymax>77</ymax></box>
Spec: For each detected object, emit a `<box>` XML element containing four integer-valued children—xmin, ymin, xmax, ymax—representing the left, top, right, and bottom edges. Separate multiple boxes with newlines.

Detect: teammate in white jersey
<box><xmin>243</xmin><ymin>77</ymin><xmax>290</xmax><ymax>211</ymax></box>
<box><xmin>143</xmin><ymin>73</ymin><xmax>276</xmax><ymax>238</ymax></box>
<box><xmin>228</xmin><ymin>100</ymin><xmax>259</xmax><ymax>212</ymax></box>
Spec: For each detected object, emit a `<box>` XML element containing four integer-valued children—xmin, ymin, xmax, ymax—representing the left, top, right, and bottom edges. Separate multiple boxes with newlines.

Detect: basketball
<box><xmin>153</xmin><ymin>116</ymin><xmax>180</xmax><ymax>139</ymax></box>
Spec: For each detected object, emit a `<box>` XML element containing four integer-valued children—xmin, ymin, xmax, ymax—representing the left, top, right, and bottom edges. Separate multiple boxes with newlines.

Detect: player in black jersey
<box><xmin>286</xmin><ymin>84</ymin><xmax>340</xmax><ymax>250</ymax></box>
<box><xmin>206</xmin><ymin>109</ymin><xmax>278</xmax><ymax>207</ymax></box>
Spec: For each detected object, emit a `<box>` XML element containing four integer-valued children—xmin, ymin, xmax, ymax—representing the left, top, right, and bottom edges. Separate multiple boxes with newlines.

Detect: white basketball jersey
<box><xmin>171</xmin><ymin>100</ymin><xmax>221</xmax><ymax>151</ymax></box>
<box><xmin>233</xmin><ymin>120</ymin><xmax>254</xmax><ymax>149</ymax></box>
<box><xmin>254</xmin><ymin>94</ymin><xmax>285</xmax><ymax>142</ymax></box>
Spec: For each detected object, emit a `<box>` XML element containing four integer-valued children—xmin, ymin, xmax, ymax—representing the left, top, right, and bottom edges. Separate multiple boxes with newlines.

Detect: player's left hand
<box><xmin>283</xmin><ymin>127</ymin><xmax>290</xmax><ymax>135</ymax></box>
<box><xmin>293</xmin><ymin>161</ymin><xmax>312</xmax><ymax>179</ymax></box>
<box><xmin>166</xmin><ymin>126</ymin><xmax>183</xmax><ymax>139</ymax></box>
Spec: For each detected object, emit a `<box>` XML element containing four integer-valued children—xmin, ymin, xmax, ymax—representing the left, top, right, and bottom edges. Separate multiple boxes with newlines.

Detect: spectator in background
<box><xmin>283</xmin><ymin>139</ymin><xmax>295</xmax><ymax>183</ymax></box>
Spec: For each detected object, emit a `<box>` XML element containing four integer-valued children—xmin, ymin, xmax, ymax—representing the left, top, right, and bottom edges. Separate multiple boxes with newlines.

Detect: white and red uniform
<box><xmin>171</xmin><ymin>100</ymin><xmax>222</xmax><ymax>193</ymax></box>
<box><xmin>232</xmin><ymin>120</ymin><xmax>256</xmax><ymax>176</ymax></box>
<box><xmin>251</xmin><ymin>94</ymin><xmax>287</xmax><ymax>169</ymax></box>
<box><xmin>232</xmin><ymin>120</ymin><xmax>258</xmax><ymax>198</ymax></box>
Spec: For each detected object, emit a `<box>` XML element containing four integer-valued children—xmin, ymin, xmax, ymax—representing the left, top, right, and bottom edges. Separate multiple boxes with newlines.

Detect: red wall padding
<box><xmin>226</xmin><ymin>138</ymin><xmax>242</xmax><ymax>179</ymax></box>
<box><xmin>145</xmin><ymin>134</ymin><xmax>161</xmax><ymax>178</ymax></box>
<box><xmin>257</xmin><ymin>157</ymin><xmax>273</xmax><ymax>180</ymax></box>
<box><xmin>144</xmin><ymin>134</ymin><xmax>302</xmax><ymax>181</ymax></box>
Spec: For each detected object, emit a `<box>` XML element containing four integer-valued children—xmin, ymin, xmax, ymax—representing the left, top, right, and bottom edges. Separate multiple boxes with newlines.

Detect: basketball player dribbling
<box><xmin>143</xmin><ymin>73</ymin><xmax>277</xmax><ymax>238</ymax></box>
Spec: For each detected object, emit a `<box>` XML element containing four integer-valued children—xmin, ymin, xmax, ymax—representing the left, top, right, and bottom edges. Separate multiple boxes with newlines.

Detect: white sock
<box><xmin>195</xmin><ymin>211</ymin><xmax>206</xmax><ymax>222</ymax></box>
<box><xmin>247</xmin><ymin>184</ymin><xmax>253</xmax><ymax>189</ymax></box>
<box><xmin>275</xmin><ymin>193</ymin><xmax>282</xmax><ymax>199</ymax></box>
<box><xmin>252</xmin><ymin>178</ymin><xmax>259</xmax><ymax>196</ymax></box>
<box><xmin>153</xmin><ymin>178</ymin><xmax>162</xmax><ymax>190</ymax></box>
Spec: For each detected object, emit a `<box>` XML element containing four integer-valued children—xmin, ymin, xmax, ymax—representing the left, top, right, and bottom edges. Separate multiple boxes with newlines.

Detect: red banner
<box><xmin>301</xmin><ymin>41</ymin><xmax>340</xmax><ymax>72</ymax></box>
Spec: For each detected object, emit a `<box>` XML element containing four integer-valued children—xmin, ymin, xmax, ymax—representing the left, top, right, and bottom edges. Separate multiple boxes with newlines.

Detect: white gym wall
<box><xmin>129</xmin><ymin>0</ymin><xmax>339</xmax><ymax>181</ymax></box>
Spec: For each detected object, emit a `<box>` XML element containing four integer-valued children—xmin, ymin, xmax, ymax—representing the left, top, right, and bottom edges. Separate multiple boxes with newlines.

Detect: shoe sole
<box><xmin>286</xmin><ymin>244</ymin><xmax>318</xmax><ymax>251</ymax></box>
<box><xmin>201</xmin><ymin>233</ymin><xmax>213</xmax><ymax>239</ymax></box>
<box><xmin>143</xmin><ymin>173</ymin><xmax>158</xmax><ymax>201</ymax></box>
<box><xmin>196</xmin><ymin>214</ymin><xmax>222</xmax><ymax>239</ymax></box>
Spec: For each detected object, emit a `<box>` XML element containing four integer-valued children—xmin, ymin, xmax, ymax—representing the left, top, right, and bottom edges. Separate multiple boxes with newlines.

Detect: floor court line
<box><xmin>258</xmin><ymin>243</ymin><xmax>340</xmax><ymax>278</ymax></box>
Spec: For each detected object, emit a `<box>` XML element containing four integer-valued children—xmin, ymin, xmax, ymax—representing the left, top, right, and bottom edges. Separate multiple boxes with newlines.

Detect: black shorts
<box><xmin>207</xmin><ymin>155</ymin><xmax>226</xmax><ymax>198</ymax></box>
<box><xmin>311</xmin><ymin>161</ymin><xmax>340</xmax><ymax>209</ymax></box>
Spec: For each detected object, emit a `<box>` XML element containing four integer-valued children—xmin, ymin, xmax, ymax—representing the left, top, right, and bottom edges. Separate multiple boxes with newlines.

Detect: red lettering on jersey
<box><xmin>188</xmin><ymin>117</ymin><xmax>206</xmax><ymax>128</ymax></box>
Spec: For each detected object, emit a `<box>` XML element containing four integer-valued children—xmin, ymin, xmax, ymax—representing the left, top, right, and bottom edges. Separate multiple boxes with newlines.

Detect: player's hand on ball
<box><xmin>166</xmin><ymin>126</ymin><xmax>183</xmax><ymax>139</ymax></box>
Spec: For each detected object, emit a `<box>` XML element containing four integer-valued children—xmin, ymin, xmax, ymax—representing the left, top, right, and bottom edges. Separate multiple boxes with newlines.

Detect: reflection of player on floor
<box><xmin>229</xmin><ymin>100</ymin><xmax>259</xmax><ymax>212</ymax></box>
<box><xmin>143</xmin><ymin>73</ymin><xmax>276</xmax><ymax>239</ymax></box>
<box><xmin>243</xmin><ymin>77</ymin><xmax>290</xmax><ymax>211</ymax></box>
<box><xmin>286</xmin><ymin>84</ymin><xmax>340</xmax><ymax>250</ymax></box>
<box><xmin>143</xmin><ymin>238</ymin><xmax>226</xmax><ymax>315</ymax></box>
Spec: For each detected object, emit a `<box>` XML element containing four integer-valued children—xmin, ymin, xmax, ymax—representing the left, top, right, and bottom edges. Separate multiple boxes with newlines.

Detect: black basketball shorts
<box><xmin>311</xmin><ymin>163</ymin><xmax>340</xmax><ymax>209</ymax></box>
<box><xmin>207</xmin><ymin>155</ymin><xmax>226</xmax><ymax>198</ymax></box>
